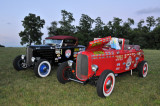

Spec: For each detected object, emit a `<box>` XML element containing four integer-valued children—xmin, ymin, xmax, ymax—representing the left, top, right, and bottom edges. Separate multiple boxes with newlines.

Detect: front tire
<box><xmin>34</xmin><ymin>59</ymin><xmax>51</xmax><ymax>78</ymax></box>
<box><xmin>97</xmin><ymin>70</ymin><xmax>115</xmax><ymax>97</ymax></box>
<box><xmin>137</xmin><ymin>61</ymin><xmax>148</xmax><ymax>77</ymax></box>
<box><xmin>13</xmin><ymin>55</ymin><xmax>26</xmax><ymax>71</ymax></box>
<box><xmin>57</xmin><ymin>62</ymin><xmax>73</xmax><ymax>84</ymax></box>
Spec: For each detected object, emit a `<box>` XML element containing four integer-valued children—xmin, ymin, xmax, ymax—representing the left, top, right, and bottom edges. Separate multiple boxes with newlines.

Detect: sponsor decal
<box><xmin>93</xmin><ymin>51</ymin><xmax>104</xmax><ymax>55</ymax></box>
<box><xmin>116</xmin><ymin>67</ymin><xmax>120</xmax><ymax>70</ymax></box>
<box><xmin>116</xmin><ymin>51</ymin><xmax>120</xmax><ymax>54</ymax></box>
<box><xmin>125</xmin><ymin>56</ymin><xmax>132</xmax><ymax>70</ymax></box>
<box><xmin>134</xmin><ymin>63</ymin><xmax>137</xmax><ymax>67</ymax></box>
<box><xmin>65</xmin><ymin>49</ymin><xmax>71</xmax><ymax>58</ymax></box>
<box><xmin>91</xmin><ymin>42</ymin><xmax>102</xmax><ymax>47</ymax></box>
<box><xmin>73</xmin><ymin>52</ymin><xmax>80</xmax><ymax>58</ymax></box>
<box><xmin>117</xmin><ymin>63</ymin><xmax>120</xmax><ymax>66</ymax></box>
<box><xmin>116</xmin><ymin>55</ymin><xmax>123</xmax><ymax>61</ymax></box>
<box><xmin>55</xmin><ymin>49</ymin><xmax>61</xmax><ymax>54</ymax></box>
<box><xmin>58</xmin><ymin>57</ymin><xmax>61</xmax><ymax>59</ymax></box>
<box><xmin>136</xmin><ymin>57</ymin><xmax>139</xmax><ymax>60</ymax></box>
<box><xmin>74</xmin><ymin>48</ymin><xmax>79</xmax><ymax>52</ymax></box>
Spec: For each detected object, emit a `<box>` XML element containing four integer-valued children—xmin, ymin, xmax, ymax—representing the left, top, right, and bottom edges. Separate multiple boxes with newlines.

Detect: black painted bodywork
<box><xmin>26</xmin><ymin>44</ymin><xmax>85</xmax><ymax>67</ymax></box>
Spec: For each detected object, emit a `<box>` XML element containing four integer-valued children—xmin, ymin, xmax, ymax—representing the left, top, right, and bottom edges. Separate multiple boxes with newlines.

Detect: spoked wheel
<box><xmin>97</xmin><ymin>70</ymin><xmax>115</xmax><ymax>97</ymax></box>
<box><xmin>57</xmin><ymin>62</ymin><xmax>75</xmax><ymax>84</ymax></box>
<box><xmin>34</xmin><ymin>59</ymin><xmax>51</xmax><ymax>78</ymax></box>
<box><xmin>137</xmin><ymin>61</ymin><xmax>148</xmax><ymax>78</ymax></box>
<box><xmin>13</xmin><ymin>55</ymin><xmax>27</xmax><ymax>71</ymax></box>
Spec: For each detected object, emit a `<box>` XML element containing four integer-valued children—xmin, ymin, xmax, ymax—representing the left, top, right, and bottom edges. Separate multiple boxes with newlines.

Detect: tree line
<box><xmin>19</xmin><ymin>10</ymin><xmax>160</xmax><ymax>49</ymax></box>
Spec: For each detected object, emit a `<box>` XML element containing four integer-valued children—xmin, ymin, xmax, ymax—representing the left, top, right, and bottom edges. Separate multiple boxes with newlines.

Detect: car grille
<box><xmin>76</xmin><ymin>54</ymin><xmax>88</xmax><ymax>81</ymax></box>
<box><xmin>26</xmin><ymin>47</ymin><xmax>33</xmax><ymax>66</ymax></box>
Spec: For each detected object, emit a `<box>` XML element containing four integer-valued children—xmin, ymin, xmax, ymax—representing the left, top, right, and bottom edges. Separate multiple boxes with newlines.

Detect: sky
<box><xmin>0</xmin><ymin>0</ymin><xmax>160</xmax><ymax>47</ymax></box>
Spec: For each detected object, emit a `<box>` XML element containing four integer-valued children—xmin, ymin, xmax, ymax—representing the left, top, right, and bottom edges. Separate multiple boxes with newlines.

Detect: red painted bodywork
<box><xmin>76</xmin><ymin>36</ymin><xmax>144</xmax><ymax>81</ymax></box>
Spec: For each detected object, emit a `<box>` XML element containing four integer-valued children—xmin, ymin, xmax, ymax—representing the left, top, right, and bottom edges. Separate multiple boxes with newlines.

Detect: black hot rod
<box><xmin>13</xmin><ymin>35</ymin><xmax>85</xmax><ymax>78</ymax></box>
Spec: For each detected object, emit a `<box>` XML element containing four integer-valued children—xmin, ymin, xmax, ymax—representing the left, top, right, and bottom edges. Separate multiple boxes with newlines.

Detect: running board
<box><xmin>68</xmin><ymin>78</ymin><xmax>84</xmax><ymax>84</ymax></box>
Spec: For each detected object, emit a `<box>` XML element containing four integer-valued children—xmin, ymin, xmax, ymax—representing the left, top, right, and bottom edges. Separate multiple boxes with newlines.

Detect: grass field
<box><xmin>0</xmin><ymin>48</ymin><xmax>160</xmax><ymax>106</ymax></box>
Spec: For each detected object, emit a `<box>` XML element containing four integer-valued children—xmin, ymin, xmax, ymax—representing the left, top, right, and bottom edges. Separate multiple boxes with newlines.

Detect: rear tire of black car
<box><xmin>137</xmin><ymin>61</ymin><xmax>148</xmax><ymax>77</ymax></box>
<box><xmin>97</xmin><ymin>70</ymin><xmax>115</xmax><ymax>98</ymax></box>
<box><xmin>13</xmin><ymin>55</ymin><xmax>26</xmax><ymax>71</ymax></box>
<box><xmin>57</xmin><ymin>62</ymin><xmax>75</xmax><ymax>84</ymax></box>
<box><xmin>34</xmin><ymin>59</ymin><xmax>51</xmax><ymax>78</ymax></box>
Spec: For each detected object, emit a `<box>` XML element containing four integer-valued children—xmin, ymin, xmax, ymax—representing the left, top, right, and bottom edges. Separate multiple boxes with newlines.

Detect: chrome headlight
<box><xmin>92</xmin><ymin>64</ymin><xmax>98</xmax><ymax>73</ymax></box>
<box><xmin>21</xmin><ymin>55</ymin><xmax>25</xmax><ymax>60</ymax></box>
<box><xmin>68</xmin><ymin>60</ymin><xmax>73</xmax><ymax>67</ymax></box>
<box><xmin>31</xmin><ymin>57</ymin><xmax>35</xmax><ymax>62</ymax></box>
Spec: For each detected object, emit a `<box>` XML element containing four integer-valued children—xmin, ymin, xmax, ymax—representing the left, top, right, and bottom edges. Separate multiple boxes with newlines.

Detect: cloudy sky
<box><xmin>0</xmin><ymin>0</ymin><xmax>160</xmax><ymax>47</ymax></box>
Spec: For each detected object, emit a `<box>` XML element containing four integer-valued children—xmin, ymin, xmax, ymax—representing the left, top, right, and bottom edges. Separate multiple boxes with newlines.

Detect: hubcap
<box><xmin>40</xmin><ymin>63</ymin><xmax>49</xmax><ymax>75</ymax></box>
<box><xmin>143</xmin><ymin>63</ymin><xmax>148</xmax><ymax>76</ymax></box>
<box><xmin>104</xmin><ymin>76</ymin><xmax>113</xmax><ymax>93</ymax></box>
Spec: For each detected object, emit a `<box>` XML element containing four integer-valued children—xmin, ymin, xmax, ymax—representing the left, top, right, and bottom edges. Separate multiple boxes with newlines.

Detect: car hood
<box><xmin>28</xmin><ymin>45</ymin><xmax>56</xmax><ymax>49</ymax></box>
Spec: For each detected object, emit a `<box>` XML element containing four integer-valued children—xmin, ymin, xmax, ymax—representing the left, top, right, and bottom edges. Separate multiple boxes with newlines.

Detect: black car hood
<box><xmin>28</xmin><ymin>45</ymin><xmax>55</xmax><ymax>49</ymax></box>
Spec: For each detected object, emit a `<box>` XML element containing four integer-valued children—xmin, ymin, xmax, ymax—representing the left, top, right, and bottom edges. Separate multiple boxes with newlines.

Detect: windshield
<box><xmin>103</xmin><ymin>38</ymin><xmax>121</xmax><ymax>50</ymax></box>
<box><xmin>45</xmin><ymin>39</ymin><xmax>63</xmax><ymax>46</ymax></box>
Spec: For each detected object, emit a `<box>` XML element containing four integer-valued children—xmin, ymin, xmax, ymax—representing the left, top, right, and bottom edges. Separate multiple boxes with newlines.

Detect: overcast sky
<box><xmin>0</xmin><ymin>0</ymin><xmax>160</xmax><ymax>47</ymax></box>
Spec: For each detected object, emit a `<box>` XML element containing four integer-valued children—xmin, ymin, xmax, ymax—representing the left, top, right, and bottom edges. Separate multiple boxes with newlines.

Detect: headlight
<box><xmin>21</xmin><ymin>55</ymin><xmax>25</xmax><ymax>60</ymax></box>
<box><xmin>68</xmin><ymin>60</ymin><xmax>73</xmax><ymax>67</ymax></box>
<box><xmin>92</xmin><ymin>64</ymin><xmax>98</xmax><ymax>73</ymax></box>
<box><xmin>31</xmin><ymin>57</ymin><xmax>35</xmax><ymax>62</ymax></box>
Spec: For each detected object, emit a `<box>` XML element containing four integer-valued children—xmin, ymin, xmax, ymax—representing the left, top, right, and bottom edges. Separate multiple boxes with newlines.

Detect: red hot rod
<box><xmin>57</xmin><ymin>36</ymin><xmax>148</xmax><ymax>97</ymax></box>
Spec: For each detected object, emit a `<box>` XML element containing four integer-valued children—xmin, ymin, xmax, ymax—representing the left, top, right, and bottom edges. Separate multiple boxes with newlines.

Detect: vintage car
<box><xmin>57</xmin><ymin>36</ymin><xmax>148</xmax><ymax>97</ymax></box>
<box><xmin>13</xmin><ymin>35</ymin><xmax>85</xmax><ymax>78</ymax></box>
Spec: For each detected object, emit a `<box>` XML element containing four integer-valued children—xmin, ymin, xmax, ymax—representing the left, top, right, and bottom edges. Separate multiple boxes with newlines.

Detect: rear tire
<box><xmin>13</xmin><ymin>55</ymin><xmax>26</xmax><ymax>71</ymax></box>
<box><xmin>137</xmin><ymin>61</ymin><xmax>148</xmax><ymax>77</ymax></box>
<box><xmin>34</xmin><ymin>59</ymin><xmax>51</xmax><ymax>78</ymax></box>
<box><xmin>97</xmin><ymin>70</ymin><xmax>115</xmax><ymax>97</ymax></box>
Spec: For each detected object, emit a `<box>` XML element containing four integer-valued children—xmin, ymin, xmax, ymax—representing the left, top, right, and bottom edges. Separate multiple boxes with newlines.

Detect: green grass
<box><xmin>0</xmin><ymin>48</ymin><xmax>160</xmax><ymax>106</ymax></box>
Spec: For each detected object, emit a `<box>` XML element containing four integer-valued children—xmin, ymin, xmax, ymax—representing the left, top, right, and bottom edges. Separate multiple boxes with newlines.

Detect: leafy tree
<box><xmin>48</xmin><ymin>10</ymin><xmax>75</xmax><ymax>36</ymax></box>
<box><xmin>156</xmin><ymin>17</ymin><xmax>160</xmax><ymax>26</ymax></box>
<box><xmin>47</xmin><ymin>21</ymin><xmax>58</xmax><ymax>37</ymax></box>
<box><xmin>112</xmin><ymin>17</ymin><xmax>123</xmax><ymax>37</ymax></box>
<box><xmin>59</xmin><ymin>10</ymin><xmax>75</xmax><ymax>35</ymax></box>
<box><xmin>76</xmin><ymin>14</ymin><xmax>94</xmax><ymax>45</ymax></box>
<box><xmin>151</xmin><ymin>26</ymin><xmax>160</xmax><ymax>49</ymax></box>
<box><xmin>93</xmin><ymin>17</ymin><xmax>105</xmax><ymax>37</ymax></box>
<box><xmin>46</xmin><ymin>10</ymin><xmax>160</xmax><ymax>49</ymax></box>
<box><xmin>19</xmin><ymin>13</ymin><xmax>45</xmax><ymax>45</ymax></box>
<box><xmin>122</xmin><ymin>18</ymin><xmax>134</xmax><ymax>39</ymax></box>
<box><xmin>146</xmin><ymin>16</ymin><xmax>156</xmax><ymax>31</ymax></box>
<box><xmin>137</xmin><ymin>19</ymin><xmax>144</xmax><ymax>30</ymax></box>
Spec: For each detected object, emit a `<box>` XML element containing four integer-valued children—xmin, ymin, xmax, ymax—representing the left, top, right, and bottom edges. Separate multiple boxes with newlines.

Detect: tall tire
<box><xmin>13</xmin><ymin>55</ymin><xmax>26</xmax><ymax>71</ymax></box>
<box><xmin>34</xmin><ymin>59</ymin><xmax>51</xmax><ymax>78</ymax></box>
<box><xmin>57</xmin><ymin>62</ymin><xmax>74</xmax><ymax>84</ymax></box>
<box><xmin>97</xmin><ymin>70</ymin><xmax>115</xmax><ymax>98</ymax></box>
<box><xmin>137</xmin><ymin>61</ymin><xmax>148</xmax><ymax>77</ymax></box>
